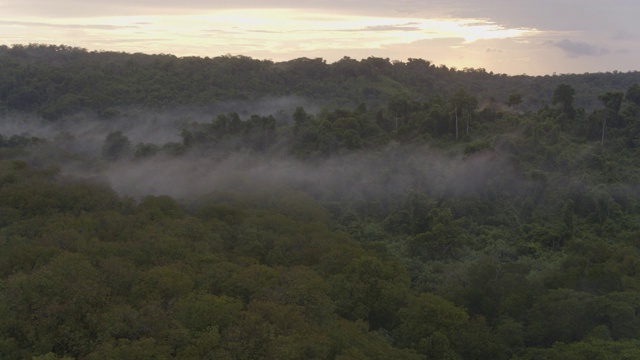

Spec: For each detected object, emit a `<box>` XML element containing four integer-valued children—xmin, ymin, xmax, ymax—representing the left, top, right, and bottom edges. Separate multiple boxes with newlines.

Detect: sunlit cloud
<box><xmin>2</xmin><ymin>1</ymin><xmax>639</xmax><ymax>75</ymax></box>
<box><xmin>1</xmin><ymin>8</ymin><xmax>540</xmax><ymax>57</ymax></box>
<box><xmin>0</xmin><ymin>20</ymin><xmax>138</xmax><ymax>30</ymax></box>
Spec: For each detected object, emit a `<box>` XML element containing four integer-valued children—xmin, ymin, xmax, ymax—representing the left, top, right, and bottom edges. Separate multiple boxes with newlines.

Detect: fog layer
<box><xmin>1</xmin><ymin>101</ymin><xmax>513</xmax><ymax>203</ymax></box>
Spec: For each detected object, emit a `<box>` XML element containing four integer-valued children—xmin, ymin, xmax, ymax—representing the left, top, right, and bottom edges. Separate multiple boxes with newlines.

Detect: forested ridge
<box><xmin>2</xmin><ymin>43</ymin><xmax>640</xmax><ymax>359</ymax></box>
<box><xmin>2</xmin><ymin>44</ymin><xmax>640</xmax><ymax>118</ymax></box>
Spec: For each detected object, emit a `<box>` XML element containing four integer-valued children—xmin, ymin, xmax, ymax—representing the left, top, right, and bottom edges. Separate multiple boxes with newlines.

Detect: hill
<box><xmin>1</xmin><ymin>43</ymin><xmax>640</xmax><ymax>359</ymax></box>
<box><xmin>2</xmin><ymin>44</ymin><xmax>640</xmax><ymax>119</ymax></box>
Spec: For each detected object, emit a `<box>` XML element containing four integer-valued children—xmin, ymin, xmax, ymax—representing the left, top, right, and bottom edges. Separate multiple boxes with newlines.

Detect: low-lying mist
<box><xmin>91</xmin><ymin>148</ymin><xmax>510</xmax><ymax>202</ymax></box>
<box><xmin>1</xmin><ymin>100</ymin><xmax>516</xmax><ymax>205</ymax></box>
<box><xmin>0</xmin><ymin>97</ymin><xmax>318</xmax><ymax>156</ymax></box>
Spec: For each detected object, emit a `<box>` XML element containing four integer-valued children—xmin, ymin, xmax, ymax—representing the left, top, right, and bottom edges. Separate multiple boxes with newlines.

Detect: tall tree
<box><xmin>626</xmin><ymin>83</ymin><xmax>640</xmax><ymax>106</ymax></box>
<box><xmin>451</xmin><ymin>89</ymin><xmax>478</xmax><ymax>138</ymax></box>
<box><xmin>553</xmin><ymin>83</ymin><xmax>576</xmax><ymax>119</ymax></box>
<box><xmin>598</xmin><ymin>91</ymin><xmax>624</xmax><ymax>144</ymax></box>
<box><xmin>388</xmin><ymin>94</ymin><xmax>418</xmax><ymax>132</ymax></box>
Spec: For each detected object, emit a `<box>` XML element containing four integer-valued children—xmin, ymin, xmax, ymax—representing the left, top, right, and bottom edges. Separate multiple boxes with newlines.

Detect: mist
<box><xmin>87</xmin><ymin>148</ymin><xmax>507</xmax><ymax>201</ymax></box>
<box><xmin>0</xmin><ymin>96</ymin><xmax>318</xmax><ymax>154</ymax></box>
<box><xmin>0</xmin><ymin>98</ymin><xmax>520</xmax><ymax>206</ymax></box>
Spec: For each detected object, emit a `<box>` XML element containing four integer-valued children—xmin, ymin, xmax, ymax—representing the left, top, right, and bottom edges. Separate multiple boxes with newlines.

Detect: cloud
<box><xmin>3</xmin><ymin>1</ymin><xmax>639</xmax><ymax>75</ymax></box>
<box><xmin>553</xmin><ymin>39</ymin><xmax>609</xmax><ymax>57</ymax></box>
<box><xmin>2</xmin><ymin>0</ymin><xmax>437</xmax><ymax>18</ymax></box>
<box><xmin>611</xmin><ymin>31</ymin><xmax>636</xmax><ymax>41</ymax></box>
<box><xmin>361</xmin><ymin>22</ymin><xmax>422</xmax><ymax>32</ymax></box>
<box><xmin>0</xmin><ymin>20</ymin><xmax>138</xmax><ymax>30</ymax></box>
<box><xmin>331</xmin><ymin>22</ymin><xmax>422</xmax><ymax>33</ymax></box>
<box><xmin>93</xmin><ymin>38</ymin><xmax>172</xmax><ymax>45</ymax></box>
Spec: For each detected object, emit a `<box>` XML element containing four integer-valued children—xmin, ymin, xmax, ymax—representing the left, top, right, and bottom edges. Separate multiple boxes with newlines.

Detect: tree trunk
<box><xmin>466</xmin><ymin>113</ymin><xmax>470</xmax><ymax>136</ymax></box>
<box><xmin>455</xmin><ymin>107</ymin><xmax>459</xmax><ymax>140</ymax></box>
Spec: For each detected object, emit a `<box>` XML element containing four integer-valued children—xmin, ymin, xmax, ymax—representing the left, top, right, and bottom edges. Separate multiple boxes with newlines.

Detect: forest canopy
<box><xmin>2</xmin><ymin>44</ymin><xmax>640</xmax><ymax>359</ymax></box>
<box><xmin>1</xmin><ymin>44</ymin><xmax>640</xmax><ymax>119</ymax></box>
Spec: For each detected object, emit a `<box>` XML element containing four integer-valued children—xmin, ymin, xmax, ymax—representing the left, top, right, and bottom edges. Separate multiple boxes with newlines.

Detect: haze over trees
<box><xmin>2</xmin><ymin>44</ymin><xmax>640</xmax><ymax>359</ymax></box>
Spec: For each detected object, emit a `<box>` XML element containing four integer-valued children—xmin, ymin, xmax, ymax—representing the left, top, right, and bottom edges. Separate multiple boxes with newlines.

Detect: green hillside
<box><xmin>2</xmin><ymin>44</ymin><xmax>640</xmax><ymax>359</ymax></box>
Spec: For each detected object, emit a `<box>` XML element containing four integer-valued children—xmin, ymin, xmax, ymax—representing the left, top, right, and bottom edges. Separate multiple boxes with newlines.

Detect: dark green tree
<box><xmin>552</xmin><ymin>83</ymin><xmax>576</xmax><ymax>119</ymax></box>
<box><xmin>626</xmin><ymin>83</ymin><xmax>640</xmax><ymax>106</ymax></box>
<box><xmin>395</xmin><ymin>293</ymin><xmax>469</xmax><ymax>358</ymax></box>
<box><xmin>101</xmin><ymin>131</ymin><xmax>131</xmax><ymax>160</ymax></box>
<box><xmin>451</xmin><ymin>89</ymin><xmax>478</xmax><ymax>137</ymax></box>
<box><xmin>598</xmin><ymin>91</ymin><xmax>624</xmax><ymax>143</ymax></box>
<box><xmin>293</xmin><ymin>106</ymin><xmax>310</xmax><ymax>129</ymax></box>
<box><xmin>506</xmin><ymin>92</ymin><xmax>523</xmax><ymax>108</ymax></box>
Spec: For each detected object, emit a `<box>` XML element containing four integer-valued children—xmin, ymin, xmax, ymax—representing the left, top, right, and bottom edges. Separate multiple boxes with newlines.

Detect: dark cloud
<box><xmin>554</xmin><ymin>39</ymin><xmax>609</xmax><ymax>57</ymax></box>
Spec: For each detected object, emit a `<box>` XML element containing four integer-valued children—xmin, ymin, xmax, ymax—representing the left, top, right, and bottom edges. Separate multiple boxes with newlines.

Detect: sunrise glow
<box><xmin>2</xmin><ymin>0</ymin><xmax>636</xmax><ymax>75</ymax></box>
<box><xmin>2</xmin><ymin>9</ymin><xmax>540</xmax><ymax>59</ymax></box>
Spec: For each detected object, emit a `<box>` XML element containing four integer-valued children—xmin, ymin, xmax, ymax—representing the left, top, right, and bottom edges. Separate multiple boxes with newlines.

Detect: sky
<box><xmin>1</xmin><ymin>0</ymin><xmax>638</xmax><ymax>75</ymax></box>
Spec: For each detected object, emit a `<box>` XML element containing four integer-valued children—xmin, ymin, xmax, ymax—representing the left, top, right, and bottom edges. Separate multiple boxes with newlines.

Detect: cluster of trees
<box><xmin>3</xmin><ymin>44</ymin><xmax>640</xmax><ymax>359</ymax></box>
<box><xmin>3</xmin><ymin>152</ymin><xmax>639</xmax><ymax>359</ymax></box>
<box><xmin>0</xmin><ymin>161</ymin><xmax>502</xmax><ymax>359</ymax></box>
<box><xmin>96</xmin><ymin>83</ymin><xmax>636</xmax><ymax>160</ymax></box>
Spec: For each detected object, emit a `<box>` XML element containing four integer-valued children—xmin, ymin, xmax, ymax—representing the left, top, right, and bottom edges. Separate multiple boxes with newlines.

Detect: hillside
<box><xmin>2</xmin><ymin>44</ymin><xmax>640</xmax><ymax>119</ymax></box>
<box><xmin>2</xmin><ymin>44</ymin><xmax>640</xmax><ymax>359</ymax></box>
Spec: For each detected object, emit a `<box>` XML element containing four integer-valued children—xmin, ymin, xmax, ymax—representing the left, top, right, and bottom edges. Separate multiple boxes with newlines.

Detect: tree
<box><xmin>506</xmin><ymin>92</ymin><xmax>523</xmax><ymax>108</ymax></box>
<box><xmin>330</xmin><ymin>255</ymin><xmax>410</xmax><ymax>329</ymax></box>
<box><xmin>526</xmin><ymin>289</ymin><xmax>599</xmax><ymax>346</ymax></box>
<box><xmin>293</xmin><ymin>106</ymin><xmax>310</xmax><ymax>130</ymax></box>
<box><xmin>408</xmin><ymin>207</ymin><xmax>465</xmax><ymax>261</ymax></box>
<box><xmin>552</xmin><ymin>83</ymin><xmax>576</xmax><ymax>119</ymax></box>
<box><xmin>101</xmin><ymin>131</ymin><xmax>131</xmax><ymax>160</ymax></box>
<box><xmin>174</xmin><ymin>294</ymin><xmax>242</xmax><ymax>332</ymax></box>
<box><xmin>451</xmin><ymin>89</ymin><xmax>478</xmax><ymax>137</ymax></box>
<box><xmin>626</xmin><ymin>83</ymin><xmax>640</xmax><ymax>106</ymax></box>
<box><xmin>131</xmin><ymin>266</ymin><xmax>194</xmax><ymax>306</ymax></box>
<box><xmin>599</xmin><ymin>92</ymin><xmax>624</xmax><ymax>115</ymax></box>
<box><xmin>1</xmin><ymin>253</ymin><xmax>106</xmax><ymax>358</ymax></box>
<box><xmin>598</xmin><ymin>91</ymin><xmax>624</xmax><ymax>144</ymax></box>
<box><xmin>388</xmin><ymin>94</ymin><xmax>418</xmax><ymax>132</ymax></box>
<box><xmin>395</xmin><ymin>293</ymin><xmax>469</xmax><ymax>358</ymax></box>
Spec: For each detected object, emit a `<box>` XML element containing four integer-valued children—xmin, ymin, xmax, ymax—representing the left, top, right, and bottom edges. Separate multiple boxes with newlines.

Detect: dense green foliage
<box><xmin>2</xmin><ymin>44</ymin><xmax>640</xmax><ymax>119</ymax></box>
<box><xmin>3</xmin><ymin>44</ymin><xmax>640</xmax><ymax>359</ymax></box>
